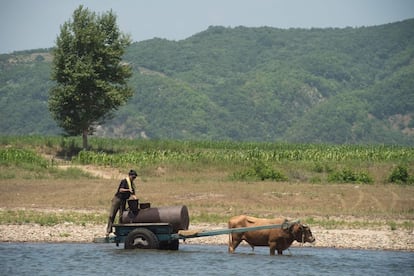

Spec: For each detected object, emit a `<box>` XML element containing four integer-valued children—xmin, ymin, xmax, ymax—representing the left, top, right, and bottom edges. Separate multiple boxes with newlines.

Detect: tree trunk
<box><xmin>82</xmin><ymin>129</ymin><xmax>88</xmax><ymax>150</ymax></box>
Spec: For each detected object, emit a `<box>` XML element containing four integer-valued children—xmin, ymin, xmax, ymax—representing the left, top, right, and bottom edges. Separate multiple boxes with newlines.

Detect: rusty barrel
<box><xmin>121</xmin><ymin>205</ymin><xmax>189</xmax><ymax>233</ymax></box>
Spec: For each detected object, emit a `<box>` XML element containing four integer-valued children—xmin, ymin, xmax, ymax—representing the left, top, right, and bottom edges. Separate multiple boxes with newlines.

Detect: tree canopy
<box><xmin>1</xmin><ymin>18</ymin><xmax>413</xmax><ymax>145</ymax></box>
<box><xmin>48</xmin><ymin>5</ymin><xmax>132</xmax><ymax>148</ymax></box>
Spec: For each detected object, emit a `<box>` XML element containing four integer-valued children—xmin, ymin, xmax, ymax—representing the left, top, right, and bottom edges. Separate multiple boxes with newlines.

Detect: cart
<box><xmin>94</xmin><ymin>220</ymin><xmax>294</xmax><ymax>250</ymax></box>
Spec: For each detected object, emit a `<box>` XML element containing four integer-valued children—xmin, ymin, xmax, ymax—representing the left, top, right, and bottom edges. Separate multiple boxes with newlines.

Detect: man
<box><xmin>106</xmin><ymin>169</ymin><xmax>138</xmax><ymax>236</ymax></box>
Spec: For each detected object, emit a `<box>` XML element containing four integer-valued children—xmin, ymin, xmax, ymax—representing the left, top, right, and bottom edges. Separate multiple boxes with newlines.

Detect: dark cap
<box><xmin>129</xmin><ymin>169</ymin><xmax>138</xmax><ymax>176</ymax></box>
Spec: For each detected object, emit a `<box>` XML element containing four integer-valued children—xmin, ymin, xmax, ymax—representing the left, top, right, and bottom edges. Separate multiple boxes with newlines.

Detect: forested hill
<box><xmin>1</xmin><ymin>19</ymin><xmax>413</xmax><ymax>145</ymax></box>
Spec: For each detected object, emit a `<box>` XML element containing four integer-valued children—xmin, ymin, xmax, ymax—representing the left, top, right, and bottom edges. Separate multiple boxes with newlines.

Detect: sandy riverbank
<box><xmin>1</xmin><ymin>223</ymin><xmax>413</xmax><ymax>251</ymax></box>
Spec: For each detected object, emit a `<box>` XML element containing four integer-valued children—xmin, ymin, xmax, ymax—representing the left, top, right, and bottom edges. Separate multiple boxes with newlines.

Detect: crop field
<box><xmin>0</xmin><ymin>136</ymin><xmax>413</xmax><ymax>229</ymax></box>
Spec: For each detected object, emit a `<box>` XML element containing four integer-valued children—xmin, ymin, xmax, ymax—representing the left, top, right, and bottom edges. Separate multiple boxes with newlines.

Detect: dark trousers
<box><xmin>106</xmin><ymin>196</ymin><xmax>127</xmax><ymax>234</ymax></box>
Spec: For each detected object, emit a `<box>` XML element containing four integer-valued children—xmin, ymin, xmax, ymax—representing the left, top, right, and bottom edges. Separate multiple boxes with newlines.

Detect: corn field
<box><xmin>0</xmin><ymin>148</ymin><xmax>48</xmax><ymax>167</ymax></box>
<box><xmin>72</xmin><ymin>143</ymin><xmax>414</xmax><ymax>168</ymax></box>
<box><xmin>1</xmin><ymin>136</ymin><xmax>413</xmax><ymax>168</ymax></box>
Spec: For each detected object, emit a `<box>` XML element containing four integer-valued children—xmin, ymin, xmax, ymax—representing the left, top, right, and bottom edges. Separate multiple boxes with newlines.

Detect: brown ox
<box><xmin>228</xmin><ymin>215</ymin><xmax>315</xmax><ymax>255</ymax></box>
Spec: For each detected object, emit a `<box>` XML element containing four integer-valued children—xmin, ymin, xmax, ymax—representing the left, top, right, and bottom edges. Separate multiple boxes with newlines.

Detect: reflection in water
<box><xmin>1</xmin><ymin>243</ymin><xmax>413</xmax><ymax>276</ymax></box>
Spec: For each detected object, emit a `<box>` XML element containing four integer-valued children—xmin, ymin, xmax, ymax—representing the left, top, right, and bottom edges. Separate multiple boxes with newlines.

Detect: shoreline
<box><xmin>1</xmin><ymin>223</ymin><xmax>413</xmax><ymax>252</ymax></box>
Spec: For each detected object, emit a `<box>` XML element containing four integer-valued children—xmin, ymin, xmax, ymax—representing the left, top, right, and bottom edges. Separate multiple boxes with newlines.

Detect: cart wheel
<box><xmin>124</xmin><ymin>228</ymin><xmax>159</xmax><ymax>249</ymax></box>
<box><xmin>159</xmin><ymin>239</ymin><xmax>179</xmax><ymax>250</ymax></box>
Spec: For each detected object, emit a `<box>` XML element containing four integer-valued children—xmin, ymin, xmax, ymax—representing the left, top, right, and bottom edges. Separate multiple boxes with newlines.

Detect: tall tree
<box><xmin>49</xmin><ymin>5</ymin><xmax>132</xmax><ymax>149</ymax></box>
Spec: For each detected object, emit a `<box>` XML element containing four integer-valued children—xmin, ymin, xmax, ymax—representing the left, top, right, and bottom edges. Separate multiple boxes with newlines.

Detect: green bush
<box><xmin>388</xmin><ymin>165</ymin><xmax>412</xmax><ymax>185</ymax></box>
<box><xmin>388</xmin><ymin>221</ymin><xmax>397</xmax><ymax>231</ymax></box>
<box><xmin>232</xmin><ymin>161</ymin><xmax>288</xmax><ymax>181</ymax></box>
<box><xmin>312</xmin><ymin>162</ymin><xmax>333</xmax><ymax>173</ymax></box>
<box><xmin>328</xmin><ymin>168</ymin><xmax>373</xmax><ymax>184</ymax></box>
<box><xmin>312</xmin><ymin>163</ymin><xmax>324</xmax><ymax>173</ymax></box>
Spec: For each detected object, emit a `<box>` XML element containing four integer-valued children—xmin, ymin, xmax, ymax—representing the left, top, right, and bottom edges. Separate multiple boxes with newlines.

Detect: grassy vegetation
<box><xmin>0</xmin><ymin>210</ymin><xmax>412</xmax><ymax>231</ymax></box>
<box><xmin>1</xmin><ymin>136</ymin><xmax>413</xmax><ymax>230</ymax></box>
<box><xmin>0</xmin><ymin>210</ymin><xmax>106</xmax><ymax>226</ymax></box>
<box><xmin>304</xmin><ymin>217</ymin><xmax>413</xmax><ymax>231</ymax></box>
<box><xmin>1</xmin><ymin>135</ymin><xmax>413</xmax><ymax>182</ymax></box>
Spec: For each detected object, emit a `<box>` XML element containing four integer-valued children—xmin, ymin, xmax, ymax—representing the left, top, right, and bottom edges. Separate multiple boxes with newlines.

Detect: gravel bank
<box><xmin>1</xmin><ymin>223</ymin><xmax>413</xmax><ymax>251</ymax></box>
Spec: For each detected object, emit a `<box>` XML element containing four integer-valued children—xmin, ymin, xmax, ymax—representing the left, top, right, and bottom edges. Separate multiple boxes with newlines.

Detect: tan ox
<box><xmin>228</xmin><ymin>215</ymin><xmax>315</xmax><ymax>255</ymax></box>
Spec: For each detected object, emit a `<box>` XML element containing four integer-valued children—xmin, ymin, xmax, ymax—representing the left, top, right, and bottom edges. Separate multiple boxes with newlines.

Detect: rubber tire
<box><xmin>124</xmin><ymin>228</ymin><xmax>159</xmax><ymax>250</ymax></box>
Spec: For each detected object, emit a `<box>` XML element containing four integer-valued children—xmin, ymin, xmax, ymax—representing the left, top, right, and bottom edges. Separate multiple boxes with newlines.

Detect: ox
<box><xmin>228</xmin><ymin>215</ymin><xmax>315</xmax><ymax>255</ymax></box>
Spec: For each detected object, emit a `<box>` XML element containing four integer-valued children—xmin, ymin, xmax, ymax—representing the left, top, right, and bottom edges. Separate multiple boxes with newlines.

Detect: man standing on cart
<box><xmin>106</xmin><ymin>169</ymin><xmax>138</xmax><ymax>236</ymax></box>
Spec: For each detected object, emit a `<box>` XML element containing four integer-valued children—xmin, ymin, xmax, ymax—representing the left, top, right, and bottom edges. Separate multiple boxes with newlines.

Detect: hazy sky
<box><xmin>1</xmin><ymin>0</ymin><xmax>413</xmax><ymax>54</ymax></box>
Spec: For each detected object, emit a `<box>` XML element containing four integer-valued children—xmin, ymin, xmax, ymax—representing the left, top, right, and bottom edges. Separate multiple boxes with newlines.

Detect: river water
<box><xmin>1</xmin><ymin>243</ymin><xmax>413</xmax><ymax>275</ymax></box>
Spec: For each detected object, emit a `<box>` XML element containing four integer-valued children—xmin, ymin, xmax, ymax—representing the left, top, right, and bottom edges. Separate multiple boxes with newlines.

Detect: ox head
<box><xmin>290</xmin><ymin>223</ymin><xmax>315</xmax><ymax>243</ymax></box>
